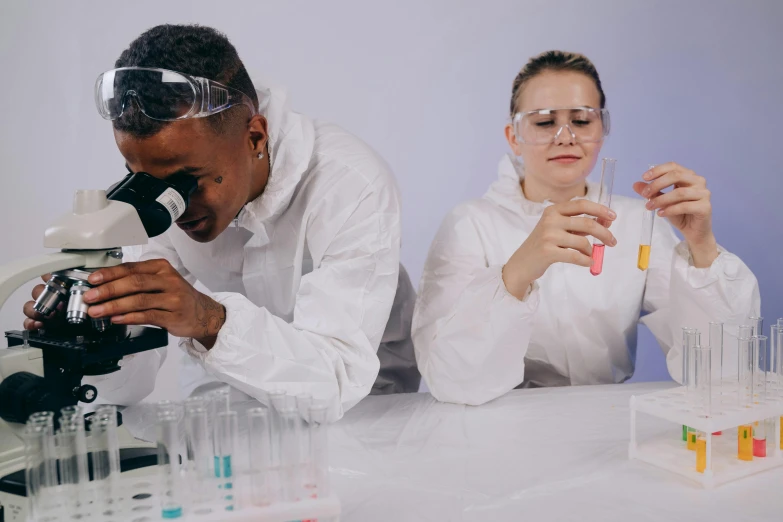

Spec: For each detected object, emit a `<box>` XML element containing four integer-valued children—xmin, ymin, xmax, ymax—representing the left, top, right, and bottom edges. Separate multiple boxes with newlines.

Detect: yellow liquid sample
<box><xmin>687</xmin><ymin>431</ymin><xmax>698</xmax><ymax>451</ymax></box>
<box><xmin>780</xmin><ymin>416</ymin><xmax>783</xmax><ymax>450</ymax></box>
<box><xmin>696</xmin><ymin>438</ymin><xmax>706</xmax><ymax>473</ymax></box>
<box><xmin>738</xmin><ymin>425</ymin><xmax>753</xmax><ymax>461</ymax></box>
<box><xmin>637</xmin><ymin>244</ymin><xmax>651</xmax><ymax>271</ymax></box>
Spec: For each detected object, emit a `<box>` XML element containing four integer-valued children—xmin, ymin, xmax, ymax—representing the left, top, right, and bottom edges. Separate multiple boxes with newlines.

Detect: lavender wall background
<box><xmin>1</xmin><ymin>0</ymin><xmax>780</xmax><ymax>399</ymax></box>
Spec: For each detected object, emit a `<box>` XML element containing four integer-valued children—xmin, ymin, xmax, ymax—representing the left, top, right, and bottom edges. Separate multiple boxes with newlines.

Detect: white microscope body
<box><xmin>0</xmin><ymin>186</ymin><xmax>182</xmax><ymax>521</ymax></box>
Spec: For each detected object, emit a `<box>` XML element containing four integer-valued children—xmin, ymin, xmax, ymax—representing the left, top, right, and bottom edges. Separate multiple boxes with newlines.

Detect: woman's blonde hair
<box><xmin>510</xmin><ymin>50</ymin><xmax>605</xmax><ymax>116</ymax></box>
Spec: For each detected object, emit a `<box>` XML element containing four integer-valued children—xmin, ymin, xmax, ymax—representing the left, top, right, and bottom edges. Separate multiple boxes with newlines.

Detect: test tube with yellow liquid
<box><xmin>638</xmin><ymin>164</ymin><xmax>656</xmax><ymax>271</ymax></box>
<box><xmin>695</xmin><ymin>436</ymin><xmax>707</xmax><ymax>473</ymax></box>
<box><xmin>738</xmin><ymin>425</ymin><xmax>753</xmax><ymax>461</ymax></box>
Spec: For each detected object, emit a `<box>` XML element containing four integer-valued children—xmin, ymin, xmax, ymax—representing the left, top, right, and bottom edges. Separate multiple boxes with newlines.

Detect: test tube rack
<box><xmin>629</xmin><ymin>382</ymin><xmax>783</xmax><ymax>488</ymax></box>
<box><xmin>22</xmin><ymin>466</ymin><xmax>341</xmax><ymax>522</ymax></box>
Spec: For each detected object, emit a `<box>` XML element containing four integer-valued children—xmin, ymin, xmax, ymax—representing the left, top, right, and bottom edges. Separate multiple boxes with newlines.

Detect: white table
<box><xmin>328</xmin><ymin>382</ymin><xmax>782</xmax><ymax>522</ymax></box>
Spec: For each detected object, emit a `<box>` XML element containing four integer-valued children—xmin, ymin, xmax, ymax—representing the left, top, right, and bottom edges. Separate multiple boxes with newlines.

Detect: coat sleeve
<box><xmin>412</xmin><ymin>204</ymin><xmax>540</xmax><ymax>406</ymax></box>
<box><xmin>639</xmin><ymin>219</ymin><xmax>761</xmax><ymax>384</ymax></box>
<box><xmin>182</xmin><ymin>179</ymin><xmax>401</xmax><ymax>421</ymax></box>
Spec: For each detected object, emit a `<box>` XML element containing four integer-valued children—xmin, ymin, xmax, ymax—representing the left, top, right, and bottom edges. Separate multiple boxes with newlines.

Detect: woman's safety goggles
<box><xmin>512</xmin><ymin>107</ymin><xmax>610</xmax><ymax>145</ymax></box>
<box><xmin>95</xmin><ymin>67</ymin><xmax>257</xmax><ymax>121</ymax></box>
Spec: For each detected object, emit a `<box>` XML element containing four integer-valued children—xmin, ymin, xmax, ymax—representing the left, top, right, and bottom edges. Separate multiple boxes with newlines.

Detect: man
<box><xmin>23</xmin><ymin>24</ymin><xmax>419</xmax><ymax>418</ymax></box>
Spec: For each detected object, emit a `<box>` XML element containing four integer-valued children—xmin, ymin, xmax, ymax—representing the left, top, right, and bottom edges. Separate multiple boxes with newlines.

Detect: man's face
<box><xmin>115</xmin><ymin>118</ymin><xmax>256</xmax><ymax>242</ymax></box>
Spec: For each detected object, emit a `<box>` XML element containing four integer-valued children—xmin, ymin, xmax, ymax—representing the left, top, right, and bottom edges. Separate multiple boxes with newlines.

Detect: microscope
<box><xmin>0</xmin><ymin>171</ymin><xmax>196</xmax><ymax>521</ymax></box>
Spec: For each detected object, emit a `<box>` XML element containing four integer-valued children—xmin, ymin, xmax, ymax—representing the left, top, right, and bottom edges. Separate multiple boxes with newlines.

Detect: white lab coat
<box><xmin>412</xmin><ymin>155</ymin><xmax>760</xmax><ymax>406</ymax></box>
<box><xmin>86</xmin><ymin>87</ymin><xmax>420</xmax><ymax>419</ymax></box>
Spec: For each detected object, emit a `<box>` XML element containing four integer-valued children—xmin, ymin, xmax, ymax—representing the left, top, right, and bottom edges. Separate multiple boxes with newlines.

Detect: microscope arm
<box><xmin>0</xmin><ymin>252</ymin><xmax>87</xmax><ymax>310</ymax></box>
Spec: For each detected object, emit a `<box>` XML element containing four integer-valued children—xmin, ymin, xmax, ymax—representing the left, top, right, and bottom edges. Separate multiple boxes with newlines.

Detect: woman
<box><xmin>412</xmin><ymin>50</ymin><xmax>760</xmax><ymax>405</ymax></box>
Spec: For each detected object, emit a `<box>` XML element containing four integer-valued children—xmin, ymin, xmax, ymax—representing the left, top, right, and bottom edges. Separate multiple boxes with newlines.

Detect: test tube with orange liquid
<box><xmin>637</xmin><ymin>164</ymin><xmax>656</xmax><ymax>271</ymax></box>
<box><xmin>590</xmin><ymin>158</ymin><xmax>616</xmax><ymax>276</ymax></box>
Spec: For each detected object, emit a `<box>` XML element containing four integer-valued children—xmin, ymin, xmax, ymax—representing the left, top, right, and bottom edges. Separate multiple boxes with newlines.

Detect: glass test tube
<box><xmin>296</xmin><ymin>393</ymin><xmax>313</xmax><ymax>499</ymax></box>
<box><xmin>24</xmin><ymin>416</ymin><xmax>58</xmax><ymax>521</ymax></box>
<box><xmin>217</xmin><ymin>410</ymin><xmax>239</xmax><ymax>511</ymax></box>
<box><xmin>157</xmin><ymin>410</ymin><xmax>184</xmax><ymax>519</ymax></box>
<box><xmin>27</xmin><ymin>412</ymin><xmax>58</xmax><ymax>492</ymax></box>
<box><xmin>709</xmin><ymin>322</ymin><xmax>724</xmax><ymax>388</ymax></box>
<box><xmin>683</xmin><ymin>328</ymin><xmax>701</xmax><ymax>393</ymax></box>
<box><xmin>268</xmin><ymin>390</ymin><xmax>287</xmax><ymax>465</ymax></box>
<box><xmin>308</xmin><ymin>404</ymin><xmax>330</xmax><ymax>498</ymax></box>
<box><xmin>753</xmin><ymin>335</ymin><xmax>769</xmax><ymax>457</ymax></box>
<box><xmin>58</xmin><ymin>408</ymin><xmax>90</xmax><ymax>515</ymax></box>
<box><xmin>748</xmin><ymin>316</ymin><xmax>763</xmax><ymax>337</ymax></box>
<box><xmin>267</xmin><ymin>390</ymin><xmax>288</xmax><ymax>503</ymax></box>
<box><xmin>590</xmin><ymin>158</ymin><xmax>616</xmax><ymax>276</ymax></box>
<box><xmin>681</xmin><ymin>328</ymin><xmax>698</xmax><ymax>441</ymax></box>
<box><xmin>695</xmin><ymin>435</ymin><xmax>707</xmax><ymax>473</ymax></box>
<box><xmin>209</xmin><ymin>386</ymin><xmax>231</xmax><ymax>479</ymax></box>
<box><xmin>247</xmin><ymin>407</ymin><xmax>272</xmax><ymax>506</ymax></box>
<box><xmin>637</xmin><ymin>164</ymin><xmax>656</xmax><ymax>271</ymax></box>
<box><xmin>738</xmin><ymin>335</ymin><xmax>754</xmax><ymax>407</ymax></box>
<box><xmin>738</xmin><ymin>424</ymin><xmax>753</xmax><ymax>461</ymax></box>
<box><xmin>184</xmin><ymin>398</ymin><xmax>215</xmax><ymax>507</ymax></box>
<box><xmin>279</xmin><ymin>406</ymin><xmax>302</xmax><ymax>503</ymax></box>
<box><xmin>92</xmin><ymin>405</ymin><xmax>121</xmax><ymax>515</ymax></box>
<box><xmin>771</xmin><ymin>325</ymin><xmax>781</xmax><ymax>398</ymax></box>
<box><xmin>693</xmin><ymin>346</ymin><xmax>711</xmax><ymax>417</ymax></box>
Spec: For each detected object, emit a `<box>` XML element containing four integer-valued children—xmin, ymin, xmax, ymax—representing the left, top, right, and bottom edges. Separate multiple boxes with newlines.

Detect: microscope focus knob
<box><xmin>75</xmin><ymin>384</ymin><xmax>98</xmax><ymax>403</ymax></box>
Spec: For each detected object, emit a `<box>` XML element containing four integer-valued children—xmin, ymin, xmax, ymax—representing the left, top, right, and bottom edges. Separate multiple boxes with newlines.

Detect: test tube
<box><xmin>217</xmin><ymin>410</ymin><xmax>239</xmax><ymax>511</ymax></box>
<box><xmin>695</xmin><ymin>435</ymin><xmax>707</xmax><ymax>473</ymax></box>
<box><xmin>279</xmin><ymin>406</ymin><xmax>302</xmax><ymax>502</ymax></box>
<box><xmin>296</xmin><ymin>393</ymin><xmax>313</xmax><ymax>499</ymax></box>
<box><xmin>157</xmin><ymin>410</ymin><xmax>184</xmax><ymax>519</ymax></box>
<box><xmin>26</xmin><ymin>412</ymin><xmax>57</xmax><ymax>491</ymax></box>
<box><xmin>693</xmin><ymin>346</ymin><xmax>712</xmax><ymax>417</ymax></box>
<box><xmin>738</xmin><ymin>335</ymin><xmax>754</xmax><ymax>407</ymax></box>
<box><xmin>637</xmin><ymin>164</ymin><xmax>656</xmax><ymax>271</ymax></box>
<box><xmin>247</xmin><ymin>407</ymin><xmax>272</xmax><ymax>506</ymax></box>
<box><xmin>92</xmin><ymin>405</ymin><xmax>121</xmax><ymax>515</ymax></box>
<box><xmin>24</xmin><ymin>414</ymin><xmax>58</xmax><ymax>521</ymax></box>
<box><xmin>751</xmin><ymin>334</ymin><xmax>768</xmax><ymax>458</ymax></box>
<box><xmin>268</xmin><ymin>390</ymin><xmax>287</xmax><ymax>465</ymax></box>
<box><xmin>24</xmin><ymin>422</ymin><xmax>46</xmax><ymax>520</ymax></box>
<box><xmin>590</xmin><ymin>158</ymin><xmax>616</xmax><ymax>276</ymax></box>
<box><xmin>771</xmin><ymin>325</ymin><xmax>781</xmax><ymax>398</ymax></box>
<box><xmin>709</xmin><ymin>322</ymin><xmax>724</xmax><ymax>388</ymax></box>
<box><xmin>184</xmin><ymin>398</ymin><xmax>215</xmax><ymax>508</ymax></box>
<box><xmin>748</xmin><ymin>316</ymin><xmax>764</xmax><ymax>337</ymax></box>
<box><xmin>210</xmin><ymin>386</ymin><xmax>231</xmax><ymax>477</ymax></box>
<box><xmin>681</xmin><ymin>327</ymin><xmax>698</xmax><ymax>441</ymax></box>
<box><xmin>738</xmin><ymin>424</ymin><xmax>753</xmax><ymax>461</ymax></box>
<box><xmin>683</xmin><ymin>328</ymin><xmax>701</xmax><ymax>393</ymax></box>
<box><xmin>308</xmin><ymin>404</ymin><xmax>330</xmax><ymax>498</ymax></box>
<box><xmin>58</xmin><ymin>408</ymin><xmax>90</xmax><ymax>515</ymax></box>
<box><xmin>752</xmin><ymin>335</ymin><xmax>768</xmax><ymax>406</ymax></box>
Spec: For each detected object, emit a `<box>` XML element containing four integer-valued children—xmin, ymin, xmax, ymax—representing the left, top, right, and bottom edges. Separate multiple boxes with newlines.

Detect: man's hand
<box><xmin>83</xmin><ymin>259</ymin><xmax>226</xmax><ymax>349</ymax></box>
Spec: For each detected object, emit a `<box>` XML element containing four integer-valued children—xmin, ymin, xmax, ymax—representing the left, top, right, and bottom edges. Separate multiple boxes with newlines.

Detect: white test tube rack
<box><xmin>629</xmin><ymin>380</ymin><xmax>783</xmax><ymax>488</ymax></box>
<box><xmin>27</xmin><ymin>466</ymin><xmax>341</xmax><ymax>522</ymax></box>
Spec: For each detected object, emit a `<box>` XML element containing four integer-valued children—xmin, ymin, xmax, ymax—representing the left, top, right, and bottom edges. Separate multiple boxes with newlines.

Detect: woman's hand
<box><xmin>633</xmin><ymin>162</ymin><xmax>718</xmax><ymax>268</ymax></box>
<box><xmin>502</xmin><ymin>199</ymin><xmax>617</xmax><ymax>299</ymax></box>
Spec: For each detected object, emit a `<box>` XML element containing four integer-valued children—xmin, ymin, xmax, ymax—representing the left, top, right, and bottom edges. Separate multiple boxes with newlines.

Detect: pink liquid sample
<box><xmin>590</xmin><ymin>244</ymin><xmax>605</xmax><ymax>276</ymax></box>
<box><xmin>753</xmin><ymin>438</ymin><xmax>767</xmax><ymax>457</ymax></box>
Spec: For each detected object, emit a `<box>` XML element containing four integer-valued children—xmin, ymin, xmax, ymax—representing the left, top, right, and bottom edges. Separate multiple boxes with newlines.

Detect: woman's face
<box><xmin>505</xmin><ymin>71</ymin><xmax>603</xmax><ymax>191</ymax></box>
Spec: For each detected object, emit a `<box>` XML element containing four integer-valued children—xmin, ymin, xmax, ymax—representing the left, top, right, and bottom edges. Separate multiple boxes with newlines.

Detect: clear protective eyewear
<box><xmin>95</xmin><ymin>67</ymin><xmax>257</xmax><ymax>121</ymax></box>
<box><xmin>512</xmin><ymin>106</ymin><xmax>610</xmax><ymax>145</ymax></box>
